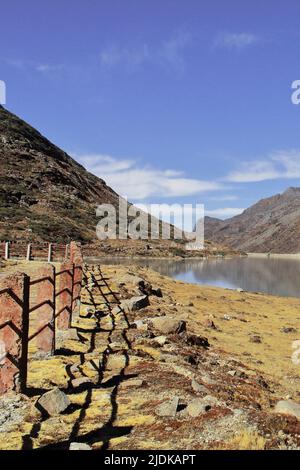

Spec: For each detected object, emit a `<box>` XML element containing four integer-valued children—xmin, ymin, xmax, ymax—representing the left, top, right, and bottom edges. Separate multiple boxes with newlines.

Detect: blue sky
<box><xmin>1</xmin><ymin>0</ymin><xmax>300</xmax><ymax>220</ymax></box>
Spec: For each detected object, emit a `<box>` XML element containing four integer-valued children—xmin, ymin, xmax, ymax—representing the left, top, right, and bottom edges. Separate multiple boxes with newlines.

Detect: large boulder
<box><xmin>274</xmin><ymin>400</ymin><xmax>300</xmax><ymax>419</ymax></box>
<box><xmin>150</xmin><ymin>316</ymin><xmax>186</xmax><ymax>335</ymax></box>
<box><xmin>120</xmin><ymin>295</ymin><xmax>150</xmax><ymax>313</ymax></box>
<box><xmin>156</xmin><ymin>397</ymin><xmax>179</xmax><ymax>417</ymax></box>
<box><xmin>37</xmin><ymin>388</ymin><xmax>70</xmax><ymax>416</ymax></box>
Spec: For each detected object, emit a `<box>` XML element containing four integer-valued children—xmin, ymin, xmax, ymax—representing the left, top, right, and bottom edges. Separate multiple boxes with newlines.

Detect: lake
<box><xmin>90</xmin><ymin>256</ymin><xmax>300</xmax><ymax>298</ymax></box>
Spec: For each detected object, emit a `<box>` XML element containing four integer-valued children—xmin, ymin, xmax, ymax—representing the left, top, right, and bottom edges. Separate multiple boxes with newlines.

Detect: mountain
<box><xmin>0</xmin><ymin>106</ymin><xmax>195</xmax><ymax>248</ymax></box>
<box><xmin>0</xmin><ymin>105</ymin><xmax>125</xmax><ymax>242</ymax></box>
<box><xmin>205</xmin><ymin>188</ymin><xmax>300</xmax><ymax>253</ymax></box>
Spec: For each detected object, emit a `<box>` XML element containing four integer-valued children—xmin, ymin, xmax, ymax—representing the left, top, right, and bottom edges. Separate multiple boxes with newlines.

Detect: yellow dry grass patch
<box><xmin>225</xmin><ymin>429</ymin><xmax>267</xmax><ymax>450</ymax></box>
<box><xmin>27</xmin><ymin>356</ymin><xmax>71</xmax><ymax>389</ymax></box>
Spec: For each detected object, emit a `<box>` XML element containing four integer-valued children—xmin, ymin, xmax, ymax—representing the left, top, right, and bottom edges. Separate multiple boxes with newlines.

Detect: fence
<box><xmin>0</xmin><ymin>241</ymin><xmax>83</xmax><ymax>394</ymax></box>
<box><xmin>0</xmin><ymin>241</ymin><xmax>69</xmax><ymax>262</ymax></box>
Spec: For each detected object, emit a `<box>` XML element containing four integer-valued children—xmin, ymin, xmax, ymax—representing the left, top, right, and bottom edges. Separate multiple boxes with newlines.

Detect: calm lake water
<box><xmin>91</xmin><ymin>256</ymin><xmax>300</xmax><ymax>298</ymax></box>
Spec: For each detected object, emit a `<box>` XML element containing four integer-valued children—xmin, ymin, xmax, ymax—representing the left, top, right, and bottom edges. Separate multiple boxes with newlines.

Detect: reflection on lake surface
<box><xmin>93</xmin><ymin>256</ymin><xmax>300</xmax><ymax>298</ymax></box>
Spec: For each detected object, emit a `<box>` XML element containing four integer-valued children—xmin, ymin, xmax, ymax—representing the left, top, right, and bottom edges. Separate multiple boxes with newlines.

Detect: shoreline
<box><xmin>247</xmin><ymin>252</ymin><xmax>300</xmax><ymax>259</ymax></box>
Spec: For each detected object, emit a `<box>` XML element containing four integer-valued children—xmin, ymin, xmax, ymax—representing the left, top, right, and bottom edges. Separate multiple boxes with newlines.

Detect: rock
<box><xmin>202</xmin><ymin>318</ymin><xmax>217</xmax><ymax>329</ymax></box>
<box><xmin>71</xmin><ymin>377</ymin><xmax>93</xmax><ymax>388</ymax></box>
<box><xmin>37</xmin><ymin>388</ymin><xmax>70</xmax><ymax>416</ymax></box>
<box><xmin>120</xmin><ymin>295</ymin><xmax>150</xmax><ymax>313</ymax></box>
<box><xmin>56</xmin><ymin>329</ymin><xmax>79</xmax><ymax>342</ymax></box>
<box><xmin>187</xmin><ymin>398</ymin><xmax>211</xmax><ymax>417</ymax></box>
<box><xmin>281</xmin><ymin>327</ymin><xmax>297</xmax><ymax>334</ymax></box>
<box><xmin>138</xmin><ymin>280</ymin><xmax>153</xmax><ymax>295</ymax></box>
<box><xmin>69</xmin><ymin>442</ymin><xmax>92</xmax><ymax>450</ymax></box>
<box><xmin>151</xmin><ymin>287</ymin><xmax>163</xmax><ymax>297</ymax></box>
<box><xmin>150</xmin><ymin>317</ymin><xmax>186</xmax><ymax>335</ymax></box>
<box><xmin>201</xmin><ymin>374</ymin><xmax>217</xmax><ymax>386</ymax></box>
<box><xmin>70</xmin><ymin>364</ymin><xmax>80</xmax><ymax>374</ymax></box>
<box><xmin>191</xmin><ymin>379</ymin><xmax>208</xmax><ymax>394</ymax></box>
<box><xmin>111</xmin><ymin>305</ymin><xmax>123</xmax><ymax>315</ymax></box>
<box><xmin>117</xmin><ymin>274</ymin><xmax>145</xmax><ymax>287</ymax></box>
<box><xmin>152</xmin><ymin>336</ymin><xmax>167</xmax><ymax>346</ymax></box>
<box><xmin>274</xmin><ymin>400</ymin><xmax>300</xmax><ymax>419</ymax></box>
<box><xmin>132</xmin><ymin>320</ymin><xmax>148</xmax><ymax>331</ymax></box>
<box><xmin>122</xmin><ymin>379</ymin><xmax>144</xmax><ymax>388</ymax></box>
<box><xmin>182</xmin><ymin>333</ymin><xmax>210</xmax><ymax>349</ymax></box>
<box><xmin>227</xmin><ymin>370</ymin><xmax>236</xmax><ymax>377</ymax></box>
<box><xmin>250</xmin><ymin>335</ymin><xmax>262</xmax><ymax>344</ymax></box>
<box><xmin>156</xmin><ymin>397</ymin><xmax>179</xmax><ymax>417</ymax></box>
<box><xmin>109</xmin><ymin>342</ymin><xmax>125</xmax><ymax>351</ymax></box>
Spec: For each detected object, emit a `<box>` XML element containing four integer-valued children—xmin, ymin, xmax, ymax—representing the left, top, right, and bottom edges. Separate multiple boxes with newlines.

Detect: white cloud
<box><xmin>208</xmin><ymin>195</ymin><xmax>238</xmax><ymax>201</ymax></box>
<box><xmin>214</xmin><ymin>32</ymin><xmax>259</xmax><ymax>49</ymax></box>
<box><xmin>226</xmin><ymin>150</ymin><xmax>300</xmax><ymax>183</ymax></box>
<box><xmin>1</xmin><ymin>57</ymin><xmax>65</xmax><ymax>75</ymax></box>
<box><xmin>206</xmin><ymin>207</ymin><xmax>245</xmax><ymax>219</ymax></box>
<box><xmin>35</xmin><ymin>64</ymin><xmax>64</xmax><ymax>74</ymax></box>
<box><xmin>99</xmin><ymin>44</ymin><xmax>150</xmax><ymax>69</ymax></box>
<box><xmin>99</xmin><ymin>30</ymin><xmax>193</xmax><ymax>73</ymax></box>
<box><xmin>74</xmin><ymin>153</ymin><xmax>222</xmax><ymax>200</ymax></box>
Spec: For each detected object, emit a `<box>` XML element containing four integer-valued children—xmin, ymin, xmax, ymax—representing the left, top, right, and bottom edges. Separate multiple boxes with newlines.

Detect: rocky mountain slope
<box><xmin>0</xmin><ymin>105</ymin><xmax>123</xmax><ymax>242</ymax></box>
<box><xmin>205</xmin><ymin>188</ymin><xmax>300</xmax><ymax>253</ymax></box>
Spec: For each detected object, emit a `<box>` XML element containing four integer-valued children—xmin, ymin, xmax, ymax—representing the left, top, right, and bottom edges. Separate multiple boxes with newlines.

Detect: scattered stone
<box><xmin>228</xmin><ymin>370</ymin><xmax>236</xmax><ymax>377</ymax></box>
<box><xmin>138</xmin><ymin>280</ymin><xmax>153</xmax><ymax>295</ymax></box>
<box><xmin>281</xmin><ymin>327</ymin><xmax>297</xmax><ymax>334</ymax></box>
<box><xmin>250</xmin><ymin>335</ymin><xmax>262</xmax><ymax>344</ymax></box>
<box><xmin>152</xmin><ymin>336</ymin><xmax>167</xmax><ymax>346</ymax></box>
<box><xmin>150</xmin><ymin>316</ymin><xmax>186</xmax><ymax>335</ymax></box>
<box><xmin>187</xmin><ymin>398</ymin><xmax>211</xmax><ymax>417</ymax></box>
<box><xmin>156</xmin><ymin>397</ymin><xmax>179</xmax><ymax>417</ymax></box>
<box><xmin>117</xmin><ymin>274</ymin><xmax>145</xmax><ymax>287</ymax></box>
<box><xmin>122</xmin><ymin>379</ymin><xmax>144</xmax><ymax>388</ymax></box>
<box><xmin>109</xmin><ymin>342</ymin><xmax>126</xmax><ymax>351</ymax></box>
<box><xmin>201</xmin><ymin>374</ymin><xmax>217</xmax><ymax>386</ymax></box>
<box><xmin>235</xmin><ymin>370</ymin><xmax>248</xmax><ymax>379</ymax></box>
<box><xmin>202</xmin><ymin>318</ymin><xmax>217</xmax><ymax>329</ymax></box>
<box><xmin>191</xmin><ymin>379</ymin><xmax>208</xmax><ymax>394</ymax></box>
<box><xmin>69</xmin><ymin>442</ymin><xmax>92</xmax><ymax>450</ymax></box>
<box><xmin>151</xmin><ymin>287</ymin><xmax>163</xmax><ymax>297</ymax></box>
<box><xmin>274</xmin><ymin>400</ymin><xmax>300</xmax><ymax>419</ymax></box>
<box><xmin>71</xmin><ymin>377</ymin><xmax>93</xmax><ymax>388</ymax></box>
<box><xmin>70</xmin><ymin>364</ymin><xmax>80</xmax><ymax>374</ymax></box>
<box><xmin>183</xmin><ymin>333</ymin><xmax>210</xmax><ymax>349</ymax></box>
<box><xmin>0</xmin><ymin>394</ymin><xmax>31</xmax><ymax>432</ymax></box>
<box><xmin>132</xmin><ymin>319</ymin><xmax>148</xmax><ymax>331</ymax></box>
<box><xmin>223</xmin><ymin>315</ymin><xmax>231</xmax><ymax>321</ymax></box>
<box><xmin>120</xmin><ymin>295</ymin><xmax>150</xmax><ymax>313</ymax></box>
<box><xmin>57</xmin><ymin>328</ymin><xmax>80</xmax><ymax>341</ymax></box>
<box><xmin>37</xmin><ymin>388</ymin><xmax>70</xmax><ymax>416</ymax></box>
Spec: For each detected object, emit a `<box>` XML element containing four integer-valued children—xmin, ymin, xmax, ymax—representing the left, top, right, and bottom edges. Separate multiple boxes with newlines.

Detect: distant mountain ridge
<box><xmin>205</xmin><ymin>188</ymin><xmax>300</xmax><ymax>253</ymax></box>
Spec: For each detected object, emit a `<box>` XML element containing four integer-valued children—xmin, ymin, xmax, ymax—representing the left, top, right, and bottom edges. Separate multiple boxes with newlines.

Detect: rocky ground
<box><xmin>1</xmin><ymin>263</ymin><xmax>300</xmax><ymax>450</ymax></box>
<box><xmin>82</xmin><ymin>238</ymin><xmax>240</xmax><ymax>259</ymax></box>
